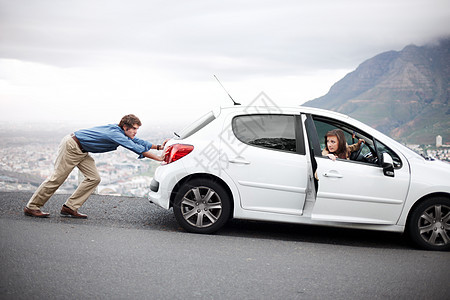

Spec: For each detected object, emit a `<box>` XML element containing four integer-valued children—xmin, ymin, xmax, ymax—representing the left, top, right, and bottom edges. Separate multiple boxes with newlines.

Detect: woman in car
<box><xmin>322</xmin><ymin>129</ymin><xmax>364</xmax><ymax>161</ymax></box>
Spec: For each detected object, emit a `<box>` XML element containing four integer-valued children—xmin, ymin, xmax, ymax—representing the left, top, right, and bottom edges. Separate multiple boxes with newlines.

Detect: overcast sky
<box><xmin>1</xmin><ymin>0</ymin><xmax>449</xmax><ymax>129</ymax></box>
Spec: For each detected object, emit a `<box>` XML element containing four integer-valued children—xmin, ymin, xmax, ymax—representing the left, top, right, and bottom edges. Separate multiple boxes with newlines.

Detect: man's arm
<box><xmin>150</xmin><ymin>138</ymin><xmax>170</xmax><ymax>151</ymax></box>
<box><xmin>142</xmin><ymin>150</ymin><xmax>165</xmax><ymax>162</ymax></box>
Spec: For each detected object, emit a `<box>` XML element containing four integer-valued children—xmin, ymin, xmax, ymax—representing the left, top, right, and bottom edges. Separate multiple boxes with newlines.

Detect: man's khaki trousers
<box><xmin>27</xmin><ymin>135</ymin><xmax>101</xmax><ymax>211</ymax></box>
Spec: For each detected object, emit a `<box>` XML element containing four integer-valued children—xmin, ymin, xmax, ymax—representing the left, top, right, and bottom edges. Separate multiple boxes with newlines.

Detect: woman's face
<box><xmin>326</xmin><ymin>135</ymin><xmax>339</xmax><ymax>153</ymax></box>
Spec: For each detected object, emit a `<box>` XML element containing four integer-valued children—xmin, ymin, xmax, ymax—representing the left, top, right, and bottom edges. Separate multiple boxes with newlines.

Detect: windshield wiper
<box><xmin>420</xmin><ymin>153</ymin><xmax>435</xmax><ymax>161</ymax></box>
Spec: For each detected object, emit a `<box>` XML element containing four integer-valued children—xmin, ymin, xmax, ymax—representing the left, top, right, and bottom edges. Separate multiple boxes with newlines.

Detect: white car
<box><xmin>149</xmin><ymin>106</ymin><xmax>450</xmax><ymax>251</ymax></box>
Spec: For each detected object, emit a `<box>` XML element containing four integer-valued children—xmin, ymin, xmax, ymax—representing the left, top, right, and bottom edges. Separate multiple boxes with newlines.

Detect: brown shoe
<box><xmin>60</xmin><ymin>204</ymin><xmax>87</xmax><ymax>219</ymax></box>
<box><xmin>24</xmin><ymin>207</ymin><xmax>50</xmax><ymax>218</ymax></box>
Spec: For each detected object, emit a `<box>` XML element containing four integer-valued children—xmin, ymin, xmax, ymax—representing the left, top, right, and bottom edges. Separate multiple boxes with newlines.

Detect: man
<box><xmin>24</xmin><ymin>114</ymin><xmax>168</xmax><ymax>219</ymax></box>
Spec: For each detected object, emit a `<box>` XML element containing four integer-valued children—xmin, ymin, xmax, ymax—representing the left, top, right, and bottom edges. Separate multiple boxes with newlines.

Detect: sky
<box><xmin>1</xmin><ymin>0</ymin><xmax>449</xmax><ymax>129</ymax></box>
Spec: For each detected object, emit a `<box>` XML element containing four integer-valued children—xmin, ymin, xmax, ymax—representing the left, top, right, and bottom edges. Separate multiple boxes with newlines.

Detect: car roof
<box><xmin>216</xmin><ymin>105</ymin><xmax>351</xmax><ymax>120</ymax></box>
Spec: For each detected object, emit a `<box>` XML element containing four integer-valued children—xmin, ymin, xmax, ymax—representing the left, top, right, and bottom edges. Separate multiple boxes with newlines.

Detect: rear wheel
<box><xmin>173</xmin><ymin>179</ymin><xmax>230</xmax><ymax>234</ymax></box>
<box><xmin>407</xmin><ymin>197</ymin><xmax>450</xmax><ymax>251</ymax></box>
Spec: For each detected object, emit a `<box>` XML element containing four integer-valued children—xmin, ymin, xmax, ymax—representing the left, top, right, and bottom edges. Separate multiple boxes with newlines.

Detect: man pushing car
<box><xmin>24</xmin><ymin>114</ymin><xmax>168</xmax><ymax>219</ymax></box>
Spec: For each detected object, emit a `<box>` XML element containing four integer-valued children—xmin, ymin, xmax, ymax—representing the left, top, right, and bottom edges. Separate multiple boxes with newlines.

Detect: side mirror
<box><xmin>382</xmin><ymin>152</ymin><xmax>395</xmax><ymax>177</ymax></box>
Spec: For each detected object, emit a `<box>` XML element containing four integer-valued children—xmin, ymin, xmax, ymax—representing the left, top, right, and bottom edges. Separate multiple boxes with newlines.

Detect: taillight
<box><xmin>163</xmin><ymin>144</ymin><xmax>194</xmax><ymax>164</ymax></box>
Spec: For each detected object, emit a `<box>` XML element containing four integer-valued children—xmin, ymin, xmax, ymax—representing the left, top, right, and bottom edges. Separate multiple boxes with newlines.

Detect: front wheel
<box><xmin>173</xmin><ymin>179</ymin><xmax>231</xmax><ymax>234</ymax></box>
<box><xmin>407</xmin><ymin>197</ymin><xmax>450</xmax><ymax>251</ymax></box>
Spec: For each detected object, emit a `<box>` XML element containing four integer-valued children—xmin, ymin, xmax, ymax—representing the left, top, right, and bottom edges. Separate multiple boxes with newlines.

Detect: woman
<box><xmin>322</xmin><ymin>129</ymin><xmax>364</xmax><ymax>161</ymax></box>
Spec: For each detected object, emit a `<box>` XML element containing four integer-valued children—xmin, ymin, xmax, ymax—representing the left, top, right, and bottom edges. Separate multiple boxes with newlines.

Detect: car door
<box><xmin>220</xmin><ymin>113</ymin><xmax>310</xmax><ymax>215</ymax></box>
<box><xmin>305</xmin><ymin>114</ymin><xmax>410</xmax><ymax>225</ymax></box>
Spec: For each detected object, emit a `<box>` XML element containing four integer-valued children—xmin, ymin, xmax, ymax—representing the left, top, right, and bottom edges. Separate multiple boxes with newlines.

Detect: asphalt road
<box><xmin>1</xmin><ymin>191</ymin><xmax>449</xmax><ymax>299</ymax></box>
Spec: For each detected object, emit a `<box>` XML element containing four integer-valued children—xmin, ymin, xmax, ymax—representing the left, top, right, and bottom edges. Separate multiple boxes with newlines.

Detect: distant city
<box><xmin>0</xmin><ymin>126</ymin><xmax>448</xmax><ymax>197</ymax></box>
<box><xmin>0</xmin><ymin>142</ymin><xmax>162</xmax><ymax>197</ymax></box>
<box><xmin>408</xmin><ymin>135</ymin><xmax>450</xmax><ymax>161</ymax></box>
<box><xmin>0</xmin><ymin>122</ymin><xmax>178</xmax><ymax>198</ymax></box>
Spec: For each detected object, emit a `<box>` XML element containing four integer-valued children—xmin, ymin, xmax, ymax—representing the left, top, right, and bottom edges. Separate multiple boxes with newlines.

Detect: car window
<box><xmin>312</xmin><ymin>117</ymin><xmax>377</xmax><ymax>164</ymax></box>
<box><xmin>232</xmin><ymin>114</ymin><xmax>297</xmax><ymax>153</ymax></box>
<box><xmin>313</xmin><ymin>118</ymin><xmax>369</xmax><ymax>152</ymax></box>
<box><xmin>312</xmin><ymin>116</ymin><xmax>402</xmax><ymax>167</ymax></box>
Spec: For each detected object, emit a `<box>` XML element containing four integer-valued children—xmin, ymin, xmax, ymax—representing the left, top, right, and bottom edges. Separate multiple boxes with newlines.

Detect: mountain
<box><xmin>303</xmin><ymin>38</ymin><xmax>450</xmax><ymax>145</ymax></box>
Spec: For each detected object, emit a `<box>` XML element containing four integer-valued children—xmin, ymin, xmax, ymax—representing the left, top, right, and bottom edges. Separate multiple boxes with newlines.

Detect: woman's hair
<box><xmin>119</xmin><ymin>114</ymin><xmax>142</xmax><ymax>130</ymax></box>
<box><xmin>324</xmin><ymin>129</ymin><xmax>348</xmax><ymax>159</ymax></box>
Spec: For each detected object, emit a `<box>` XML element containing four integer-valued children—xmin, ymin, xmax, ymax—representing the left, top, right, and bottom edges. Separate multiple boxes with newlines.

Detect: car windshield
<box><xmin>176</xmin><ymin>111</ymin><xmax>216</xmax><ymax>139</ymax></box>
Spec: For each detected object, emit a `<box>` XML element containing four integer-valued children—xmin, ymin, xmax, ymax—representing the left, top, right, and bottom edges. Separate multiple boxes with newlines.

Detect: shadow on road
<box><xmin>218</xmin><ymin>219</ymin><xmax>412</xmax><ymax>250</ymax></box>
<box><xmin>2</xmin><ymin>191</ymin><xmax>412</xmax><ymax>250</ymax></box>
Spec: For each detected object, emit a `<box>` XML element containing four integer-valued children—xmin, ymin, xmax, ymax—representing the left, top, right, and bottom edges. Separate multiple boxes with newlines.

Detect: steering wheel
<box><xmin>363</xmin><ymin>152</ymin><xmax>378</xmax><ymax>164</ymax></box>
<box><xmin>350</xmin><ymin>142</ymin><xmax>364</xmax><ymax>161</ymax></box>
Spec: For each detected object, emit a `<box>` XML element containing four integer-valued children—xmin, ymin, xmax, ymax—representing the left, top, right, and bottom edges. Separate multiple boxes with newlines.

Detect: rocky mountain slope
<box><xmin>304</xmin><ymin>38</ymin><xmax>449</xmax><ymax>145</ymax></box>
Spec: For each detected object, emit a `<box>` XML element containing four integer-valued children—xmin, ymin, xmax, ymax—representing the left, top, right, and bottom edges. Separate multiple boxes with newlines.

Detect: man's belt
<box><xmin>71</xmin><ymin>133</ymin><xmax>86</xmax><ymax>153</ymax></box>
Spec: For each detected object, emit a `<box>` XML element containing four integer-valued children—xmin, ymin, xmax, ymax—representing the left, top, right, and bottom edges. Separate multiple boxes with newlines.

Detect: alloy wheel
<box><xmin>180</xmin><ymin>186</ymin><xmax>223</xmax><ymax>228</ymax></box>
<box><xmin>417</xmin><ymin>204</ymin><xmax>450</xmax><ymax>247</ymax></box>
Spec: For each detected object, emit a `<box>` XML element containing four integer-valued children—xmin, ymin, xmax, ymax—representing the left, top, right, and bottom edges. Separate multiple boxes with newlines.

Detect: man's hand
<box><xmin>143</xmin><ymin>150</ymin><xmax>165</xmax><ymax>162</ymax></box>
<box><xmin>145</xmin><ymin>138</ymin><xmax>170</xmax><ymax>161</ymax></box>
<box><xmin>152</xmin><ymin>138</ymin><xmax>171</xmax><ymax>151</ymax></box>
<box><xmin>162</xmin><ymin>138</ymin><xmax>170</xmax><ymax>148</ymax></box>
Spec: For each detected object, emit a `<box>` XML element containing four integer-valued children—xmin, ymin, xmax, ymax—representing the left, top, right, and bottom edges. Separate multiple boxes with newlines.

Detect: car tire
<box><xmin>173</xmin><ymin>178</ymin><xmax>231</xmax><ymax>234</ymax></box>
<box><xmin>407</xmin><ymin>197</ymin><xmax>450</xmax><ymax>251</ymax></box>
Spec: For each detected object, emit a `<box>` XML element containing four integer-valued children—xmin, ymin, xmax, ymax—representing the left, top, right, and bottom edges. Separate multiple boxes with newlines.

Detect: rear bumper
<box><xmin>148</xmin><ymin>162</ymin><xmax>189</xmax><ymax>210</ymax></box>
<box><xmin>150</xmin><ymin>178</ymin><xmax>159</xmax><ymax>193</ymax></box>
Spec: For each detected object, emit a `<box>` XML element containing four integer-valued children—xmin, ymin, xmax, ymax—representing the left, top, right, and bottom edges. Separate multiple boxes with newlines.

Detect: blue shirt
<box><xmin>74</xmin><ymin>124</ymin><xmax>153</xmax><ymax>159</ymax></box>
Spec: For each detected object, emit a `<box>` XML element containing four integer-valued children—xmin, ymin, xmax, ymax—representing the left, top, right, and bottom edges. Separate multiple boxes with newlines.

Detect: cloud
<box><xmin>2</xmin><ymin>0</ymin><xmax>449</xmax><ymax>73</ymax></box>
<box><xmin>0</xmin><ymin>0</ymin><xmax>449</xmax><ymax>125</ymax></box>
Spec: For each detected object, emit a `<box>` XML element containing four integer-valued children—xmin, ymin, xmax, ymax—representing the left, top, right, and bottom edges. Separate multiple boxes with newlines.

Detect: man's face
<box><xmin>124</xmin><ymin>124</ymin><xmax>140</xmax><ymax>139</ymax></box>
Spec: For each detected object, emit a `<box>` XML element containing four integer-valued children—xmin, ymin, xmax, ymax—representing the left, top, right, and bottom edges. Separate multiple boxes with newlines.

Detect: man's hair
<box><xmin>324</xmin><ymin>129</ymin><xmax>348</xmax><ymax>159</ymax></box>
<box><xmin>119</xmin><ymin>114</ymin><xmax>142</xmax><ymax>130</ymax></box>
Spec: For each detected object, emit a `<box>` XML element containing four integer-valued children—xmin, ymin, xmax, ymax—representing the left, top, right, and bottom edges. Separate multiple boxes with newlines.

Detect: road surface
<box><xmin>1</xmin><ymin>191</ymin><xmax>449</xmax><ymax>299</ymax></box>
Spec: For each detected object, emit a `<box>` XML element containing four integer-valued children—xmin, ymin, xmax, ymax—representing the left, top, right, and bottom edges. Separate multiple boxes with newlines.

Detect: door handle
<box><xmin>229</xmin><ymin>157</ymin><xmax>250</xmax><ymax>165</ymax></box>
<box><xmin>323</xmin><ymin>172</ymin><xmax>343</xmax><ymax>178</ymax></box>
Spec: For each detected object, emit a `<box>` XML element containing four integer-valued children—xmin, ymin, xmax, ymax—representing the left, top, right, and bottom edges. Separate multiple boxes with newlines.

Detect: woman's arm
<box><xmin>348</xmin><ymin>139</ymin><xmax>364</xmax><ymax>152</ymax></box>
